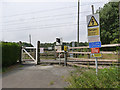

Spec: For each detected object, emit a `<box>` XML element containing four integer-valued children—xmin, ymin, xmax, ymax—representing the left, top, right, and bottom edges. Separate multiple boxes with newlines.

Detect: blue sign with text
<box><xmin>89</xmin><ymin>41</ymin><xmax>101</xmax><ymax>48</ymax></box>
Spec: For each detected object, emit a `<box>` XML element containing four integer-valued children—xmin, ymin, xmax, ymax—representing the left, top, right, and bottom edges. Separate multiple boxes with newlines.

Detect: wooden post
<box><xmin>64</xmin><ymin>51</ymin><xmax>67</xmax><ymax>66</ymax></box>
<box><xmin>81</xmin><ymin>48</ymin><xmax>84</xmax><ymax>56</ymax></box>
<box><xmin>87</xmin><ymin>48</ymin><xmax>90</xmax><ymax>59</ymax></box>
<box><xmin>118</xmin><ymin>1</ymin><xmax>120</xmax><ymax>62</ymax></box>
<box><xmin>37</xmin><ymin>41</ymin><xmax>40</xmax><ymax>65</ymax></box>
<box><xmin>54</xmin><ymin>46</ymin><xmax>56</xmax><ymax>60</ymax></box>
<box><xmin>19</xmin><ymin>41</ymin><xmax>22</xmax><ymax>64</ymax></box>
<box><xmin>34</xmin><ymin>49</ymin><xmax>36</xmax><ymax>60</ymax></box>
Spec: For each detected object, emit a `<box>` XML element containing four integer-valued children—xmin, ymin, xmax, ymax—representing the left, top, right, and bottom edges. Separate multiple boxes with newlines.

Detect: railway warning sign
<box><xmin>88</xmin><ymin>16</ymin><xmax>99</xmax><ymax>27</ymax></box>
<box><xmin>88</xmin><ymin>27</ymin><xmax>99</xmax><ymax>36</ymax></box>
<box><xmin>87</xmin><ymin>14</ymin><xmax>100</xmax><ymax>42</ymax></box>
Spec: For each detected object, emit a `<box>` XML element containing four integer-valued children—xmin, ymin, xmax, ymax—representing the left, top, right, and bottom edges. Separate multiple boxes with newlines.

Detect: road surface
<box><xmin>2</xmin><ymin>64</ymin><xmax>75</xmax><ymax>88</ymax></box>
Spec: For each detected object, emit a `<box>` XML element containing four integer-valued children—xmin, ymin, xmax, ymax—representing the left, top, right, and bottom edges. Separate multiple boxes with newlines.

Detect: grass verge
<box><xmin>66</xmin><ymin>66</ymin><xmax>119</xmax><ymax>88</ymax></box>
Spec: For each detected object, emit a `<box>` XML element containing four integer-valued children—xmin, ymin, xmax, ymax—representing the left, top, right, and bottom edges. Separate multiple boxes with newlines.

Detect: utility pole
<box><xmin>29</xmin><ymin>34</ymin><xmax>31</xmax><ymax>44</ymax></box>
<box><xmin>118</xmin><ymin>1</ymin><xmax>120</xmax><ymax>63</ymax></box>
<box><xmin>119</xmin><ymin>1</ymin><xmax>120</xmax><ymax>43</ymax></box>
<box><xmin>77</xmin><ymin>0</ymin><xmax>80</xmax><ymax>47</ymax></box>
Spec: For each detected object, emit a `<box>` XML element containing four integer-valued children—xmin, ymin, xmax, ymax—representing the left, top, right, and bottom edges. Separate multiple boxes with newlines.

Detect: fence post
<box><xmin>54</xmin><ymin>46</ymin><xmax>56</xmax><ymax>60</ymax></box>
<box><xmin>64</xmin><ymin>46</ymin><xmax>68</xmax><ymax>66</ymax></box>
<box><xmin>64</xmin><ymin>51</ymin><xmax>67</xmax><ymax>66</ymax></box>
<box><xmin>87</xmin><ymin>48</ymin><xmax>90</xmax><ymax>59</ymax></box>
<box><xmin>19</xmin><ymin>41</ymin><xmax>22</xmax><ymax>64</ymax></box>
<box><xmin>37</xmin><ymin>41</ymin><xmax>40</xmax><ymax>65</ymax></box>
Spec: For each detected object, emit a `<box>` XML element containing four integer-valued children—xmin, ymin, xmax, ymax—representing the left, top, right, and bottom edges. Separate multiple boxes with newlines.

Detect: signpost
<box><xmin>87</xmin><ymin>12</ymin><xmax>101</xmax><ymax>75</ymax></box>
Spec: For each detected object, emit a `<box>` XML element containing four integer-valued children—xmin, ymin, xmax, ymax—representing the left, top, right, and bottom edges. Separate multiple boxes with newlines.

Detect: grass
<box><xmin>49</xmin><ymin>81</ymin><xmax>54</xmax><ymax>85</ymax></box>
<box><xmin>66</xmin><ymin>66</ymin><xmax>119</xmax><ymax>88</ymax></box>
<box><xmin>2</xmin><ymin>64</ymin><xmax>24</xmax><ymax>73</ymax></box>
<box><xmin>61</xmin><ymin>75</ymin><xmax>64</xmax><ymax>79</ymax></box>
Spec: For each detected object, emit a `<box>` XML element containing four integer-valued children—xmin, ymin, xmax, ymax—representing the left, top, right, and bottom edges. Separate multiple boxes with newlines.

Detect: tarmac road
<box><xmin>2</xmin><ymin>64</ymin><xmax>75</xmax><ymax>88</ymax></box>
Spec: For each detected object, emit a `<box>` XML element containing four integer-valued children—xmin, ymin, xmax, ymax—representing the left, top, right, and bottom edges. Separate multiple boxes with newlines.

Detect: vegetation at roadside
<box><xmin>2</xmin><ymin>42</ymin><xmax>21</xmax><ymax>67</ymax></box>
<box><xmin>1</xmin><ymin>64</ymin><xmax>23</xmax><ymax>73</ymax></box>
<box><xmin>1</xmin><ymin>41</ymin><xmax>32</xmax><ymax>68</ymax></box>
<box><xmin>97</xmin><ymin>2</ymin><xmax>119</xmax><ymax>44</ymax></box>
<box><xmin>66</xmin><ymin>66</ymin><xmax>119</xmax><ymax>88</ymax></box>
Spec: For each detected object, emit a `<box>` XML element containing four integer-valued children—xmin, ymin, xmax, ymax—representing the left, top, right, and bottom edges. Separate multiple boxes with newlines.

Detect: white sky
<box><xmin>0</xmin><ymin>0</ymin><xmax>109</xmax><ymax>46</ymax></box>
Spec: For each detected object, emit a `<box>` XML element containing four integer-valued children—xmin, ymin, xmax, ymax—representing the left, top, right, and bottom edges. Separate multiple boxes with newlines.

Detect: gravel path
<box><xmin>2</xmin><ymin>64</ymin><xmax>75</xmax><ymax>88</ymax></box>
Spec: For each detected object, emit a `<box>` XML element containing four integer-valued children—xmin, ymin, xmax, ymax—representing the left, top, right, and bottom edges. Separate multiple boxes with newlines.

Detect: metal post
<box><xmin>64</xmin><ymin>51</ymin><xmax>67</xmax><ymax>66</ymax></box>
<box><xmin>91</xmin><ymin>5</ymin><xmax>98</xmax><ymax>75</ymax></box>
<box><xmin>92</xmin><ymin>5</ymin><xmax>94</xmax><ymax>14</ymax></box>
<box><xmin>95</xmin><ymin>57</ymin><xmax>98</xmax><ymax>75</ymax></box>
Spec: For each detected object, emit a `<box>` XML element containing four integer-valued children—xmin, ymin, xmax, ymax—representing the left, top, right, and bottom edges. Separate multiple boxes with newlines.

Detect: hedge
<box><xmin>2</xmin><ymin>42</ymin><xmax>21</xmax><ymax>67</ymax></box>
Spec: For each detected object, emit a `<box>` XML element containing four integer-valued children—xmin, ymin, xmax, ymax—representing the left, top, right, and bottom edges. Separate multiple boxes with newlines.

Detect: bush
<box><xmin>67</xmin><ymin>66</ymin><xmax>119</xmax><ymax>88</ymax></box>
<box><xmin>2</xmin><ymin>42</ymin><xmax>21</xmax><ymax>67</ymax></box>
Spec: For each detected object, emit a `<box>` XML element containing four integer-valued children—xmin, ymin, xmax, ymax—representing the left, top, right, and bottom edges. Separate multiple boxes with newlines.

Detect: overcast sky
<box><xmin>0</xmin><ymin>0</ymin><xmax>109</xmax><ymax>46</ymax></box>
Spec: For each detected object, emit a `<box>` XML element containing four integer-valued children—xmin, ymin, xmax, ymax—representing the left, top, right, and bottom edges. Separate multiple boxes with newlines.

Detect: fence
<box><xmin>56</xmin><ymin>43</ymin><xmax>120</xmax><ymax>68</ymax></box>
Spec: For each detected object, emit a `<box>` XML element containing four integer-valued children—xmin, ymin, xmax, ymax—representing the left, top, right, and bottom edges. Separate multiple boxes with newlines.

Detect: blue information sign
<box><xmin>89</xmin><ymin>41</ymin><xmax>101</xmax><ymax>48</ymax></box>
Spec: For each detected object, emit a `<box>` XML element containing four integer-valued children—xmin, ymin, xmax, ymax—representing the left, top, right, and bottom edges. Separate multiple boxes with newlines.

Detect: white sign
<box><xmin>40</xmin><ymin>48</ymin><xmax>44</xmax><ymax>53</ymax></box>
<box><xmin>87</xmin><ymin>14</ymin><xmax>100</xmax><ymax>42</ymax></box>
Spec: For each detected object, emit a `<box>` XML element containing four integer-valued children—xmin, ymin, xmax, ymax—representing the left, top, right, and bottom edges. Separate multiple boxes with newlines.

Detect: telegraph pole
<box><xmin>118</xmin><ymin>1</ymin><xmax>120</xmax><ymax>62</ymax></box>
<box><xmin>119</xmin><ymin>1</ymin><xmax>120</xmax><ymax>43</ymax></box>
<box><xmin>77</xmin><ymin>0</ymin><xmax>80</xmax><ymax>47</ymax></box>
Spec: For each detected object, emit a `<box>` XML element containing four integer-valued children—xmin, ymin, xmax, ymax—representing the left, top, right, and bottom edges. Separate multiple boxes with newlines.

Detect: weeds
<box><xmin>49</xmin><ymin>81</ymin><xmax>54</xmax><ymax>85</ymax></box>
<box><xmin>66</xmin><ymin>66</ymin><xmax>119</xmax><ymax>88</ymax></box>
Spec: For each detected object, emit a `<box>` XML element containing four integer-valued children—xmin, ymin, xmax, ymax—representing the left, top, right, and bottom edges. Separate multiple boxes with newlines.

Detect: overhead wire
<box><xmin>2</xmin><ymin>16</ymin><xmax>77</xmax><ymax>26</ymax></box>
<box><xmin>2</xmin><ymin>22</ymin><xmax>87</xmax><ymax>32</ymax></box>
<box><xmin>2</xmin><ymin>24</ymin><xmax>77</xmax><ymax>32</ymax></box>
<box><xmin>1</xmin><ymin>1</ymin><xmax>105</xmax><ymax>32</ymax></box>
<box><xmin>3</xmin><ymin>21</ymin><xmax>78</xmax><ymax>30</ymax></box>
<box><xmin>3</xmin><ymin>12</ymin><xmax>77</xmax><ymax>23</ymax></box>
<box><xmin>3</xmin><ymin>1</ymin><xmax>105</xmax><ymax>18</ymax></box>
<box><xmin>3</xmin><ymin>10</ymin><xmax>92</xmax><ymax>23</ymax></box>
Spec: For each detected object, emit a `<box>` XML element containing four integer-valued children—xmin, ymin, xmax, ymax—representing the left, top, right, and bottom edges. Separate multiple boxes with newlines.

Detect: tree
<box><xmin>97</xmin><ymin>2</ymin><xmax>119</xmax><ymax>44</ymax></box>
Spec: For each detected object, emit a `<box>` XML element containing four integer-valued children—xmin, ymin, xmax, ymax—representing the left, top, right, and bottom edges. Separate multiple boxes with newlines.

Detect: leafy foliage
<box><xmin>98</xmin><ymin>2</ymin><xmax>119</xmax><ymax>44</ymax></box>
<box><xmin>2</xmin><ymin>42</ymin><xmax>21</xmax><ymax>67</ymax></box>
<box><xmin>20</xmin><ymin>42</ymin><xmax>33</xmax><ymax>47</ymax></box>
